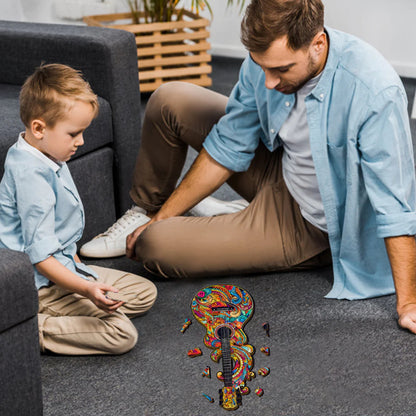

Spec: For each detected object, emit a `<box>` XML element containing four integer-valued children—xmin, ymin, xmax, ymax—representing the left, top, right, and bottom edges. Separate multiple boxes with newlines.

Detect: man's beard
<box><xmin>276</xmin><ymin>53</ymin><xmax>321</xmax><ymax>95</ymax></box>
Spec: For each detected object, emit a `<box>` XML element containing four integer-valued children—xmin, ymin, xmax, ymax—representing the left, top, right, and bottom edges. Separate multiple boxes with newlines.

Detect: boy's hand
<box><xmin>84</xmin><ymin>281</ymin><xmax>124</xmax><ymax>313</ymax></box>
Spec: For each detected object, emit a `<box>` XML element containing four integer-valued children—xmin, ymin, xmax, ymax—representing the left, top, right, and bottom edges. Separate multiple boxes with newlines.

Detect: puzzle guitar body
<box><xmin>191</xmin><ymin>285</ymin><xmax>254</xmax><ymax>410</ymax></box>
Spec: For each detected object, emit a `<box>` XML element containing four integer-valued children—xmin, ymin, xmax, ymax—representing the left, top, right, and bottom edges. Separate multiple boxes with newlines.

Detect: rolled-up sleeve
<box><xmin>14</xmin><ymin>167</ymin><xmax>62</xmax><ymax>264</ymax></box>
<box><xmin>359</xmin><ymin>86</ymin><xmax>416</xmax><ymax>238</ymax></box>
<box><xmin>203</xmin><ymin>57</ymin><xmax>262</xmax><ymax>172</ymax></box>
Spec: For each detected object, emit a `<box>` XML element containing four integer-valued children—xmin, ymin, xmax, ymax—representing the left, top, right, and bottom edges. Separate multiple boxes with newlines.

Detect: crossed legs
<box><xmin>130</xmin><ymin>82</ymin><xmax>330</xmax><ymax>278</ymax></box>
<box><xmin>38</xmin><ymin>266</ymin><xmax>157</xmax><ymax>355</ymax></box>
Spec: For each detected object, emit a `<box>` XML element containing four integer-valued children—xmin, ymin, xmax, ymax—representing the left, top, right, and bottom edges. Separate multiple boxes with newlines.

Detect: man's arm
<box><xmin>385</xmin><ymin>235</ymin><xmax>416</xmax><ymax>333</ymax></box>
<box><xmin>152</xmin><ymin>148</ymin><xmax>233</xmax><ymax>221</ymax></box>
<box><xmin>126</xmin><ymin>148</ymin><xmax>233</xmax><ymax>258</ymax></box>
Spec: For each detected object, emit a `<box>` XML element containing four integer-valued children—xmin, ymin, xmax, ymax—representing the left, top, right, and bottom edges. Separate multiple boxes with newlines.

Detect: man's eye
<box><xmin>269</xmin><ymin>68</ymin><xmax>289</xmax><ymax>75</ymax></box>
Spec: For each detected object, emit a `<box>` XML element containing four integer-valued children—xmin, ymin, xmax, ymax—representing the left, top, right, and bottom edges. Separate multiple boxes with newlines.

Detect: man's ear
<box><xmin>31</xmin><ymin>119</ymin><xmax>46</xmax><ymax>140</ymax></box>
<box><xmin>312</xmin><ymin>31</ymin><xmax>327</xmax><ymax>54</ymax></box>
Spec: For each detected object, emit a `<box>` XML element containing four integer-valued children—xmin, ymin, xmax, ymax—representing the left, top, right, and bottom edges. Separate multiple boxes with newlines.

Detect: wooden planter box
<box><xmin>83</xmin><ymin>10</ymin><xmax>212</xmax><ymax>92</ymax></box>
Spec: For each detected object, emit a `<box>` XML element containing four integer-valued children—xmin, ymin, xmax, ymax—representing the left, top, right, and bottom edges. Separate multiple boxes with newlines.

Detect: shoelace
<box><xmin>96</xmin><ymin>208</ymin><xmax>147</xmax><ymax>240</ymax></box>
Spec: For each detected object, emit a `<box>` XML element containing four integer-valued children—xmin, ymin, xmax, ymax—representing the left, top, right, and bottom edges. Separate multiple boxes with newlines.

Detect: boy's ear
<box><xmin>31</xmin><ymin>119</ymin><xmax>46</xmax><ymax>139</ymax></box>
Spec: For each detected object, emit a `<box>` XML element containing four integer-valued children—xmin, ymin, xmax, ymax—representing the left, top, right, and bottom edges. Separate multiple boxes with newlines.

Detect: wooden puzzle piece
<box><xmin>187</xmin><ymin>348</ymin><xmax>202</xmax><ymax>357</ymax></box>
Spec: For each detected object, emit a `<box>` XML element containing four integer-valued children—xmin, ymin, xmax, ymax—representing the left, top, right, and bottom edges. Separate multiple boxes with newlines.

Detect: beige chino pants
<box><xmin>130</xmin><ymin>82</ymin><xmax>331</xmax><ymax>278</ymax></box>
<box><xmin>38</xmin><ymin>265</ymin><xmax>157</xmax><ymax>355</ymax></box>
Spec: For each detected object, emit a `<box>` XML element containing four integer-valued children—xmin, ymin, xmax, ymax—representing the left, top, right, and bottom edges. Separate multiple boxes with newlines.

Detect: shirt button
<box><xmin>285</xmin><ymin>101</ymin><xmax>290</xmax><ymax>107</ymax></box>
<box><xmin>270</xmin><ymin>129</ymin><xmax>275</xmax><ymax>134</ymax></box>
<box><xmin>320</xmin><ymin>93</ymin><xmax>324</xmax><ymax>99</ymax></box>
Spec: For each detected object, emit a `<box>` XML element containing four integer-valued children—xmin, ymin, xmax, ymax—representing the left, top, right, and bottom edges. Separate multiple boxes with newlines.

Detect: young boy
<box><xmin>0</xmin><ymin>64</ymin><xmax>157</xmax><ymax>355</ymax></box>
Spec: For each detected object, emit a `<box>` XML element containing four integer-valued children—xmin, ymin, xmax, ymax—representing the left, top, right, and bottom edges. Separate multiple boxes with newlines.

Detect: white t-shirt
<box><xmin>279</xmin><ymin>74</ymin><xmax>327</xmax><ymax>232</ymax></box>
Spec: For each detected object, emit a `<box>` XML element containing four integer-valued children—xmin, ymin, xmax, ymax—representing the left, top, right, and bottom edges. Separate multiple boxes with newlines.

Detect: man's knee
<box><xmin>135</xmin><ymin>221</ymin><xmax>169</xmax><ymax>269</ymax></box>
<box><xmin>145</xmin><ymin>81</ymin><xmax>195</xmax><ymax>125</ymax></box>
<box><xmin>135</xmin><ymin>219</ymin><xmax>188</xmax><ymax>278</ymax></box>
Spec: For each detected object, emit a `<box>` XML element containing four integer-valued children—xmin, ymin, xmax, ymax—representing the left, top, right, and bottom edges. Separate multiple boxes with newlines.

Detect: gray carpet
<box><xmin>40</xmin><ymin>57</ymin><xmax>416</xmax><ymax>416</ymax></box>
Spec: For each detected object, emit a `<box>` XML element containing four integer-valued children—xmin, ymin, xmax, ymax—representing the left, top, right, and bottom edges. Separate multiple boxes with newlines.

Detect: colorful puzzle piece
<box><xmin>262</xmin><ymin>322</ymin><xmax>270</xmax><ymax>337</ymax></box>
<box><xmin>203</xmin><ymin>393</ymin><xmax>214</xmax><ymax>403</ymax></box>
<box><xmin>255</xmin><ymin>388</ymin><xmax>264</xmax><ymax>397</ymax></box>
<box><xmin>187</xmin><ymin>348</ymin><xmax>202</xmax><ymax>357</ymax></box>
<box><xmin>258</xmin><ymin>367</ymin><xmax>270</xmax><ymax>377</ymax></box>
<box><xmin>260</xmin><ymin>347</ymin><xmax>270</xmax><ymax>356</ymax></box>
<box><xmin>180</xmin><ymin>319</ymin><xmax>192</xmax><ymax>333</ymax></box>
<box><xmin>246</xmin><ymin>371</ymin><xmax>256</xmax><ymax>381</ymax></box>
<box><xmin>202</xmin><ymin>366</ymin><xmax>211</xmax><ymax>378</ymax></box>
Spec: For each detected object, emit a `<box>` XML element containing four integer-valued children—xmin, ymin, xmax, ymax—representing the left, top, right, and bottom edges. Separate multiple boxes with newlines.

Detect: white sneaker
<box><xmin>188</xmin><ymin>196</ymin><xmax>249</xmax><ymax>217</ymax></box>
<box><xmin>79</xmin><ymin>206</ymin><xmax>150</xmax><ymax>258</ymax></box>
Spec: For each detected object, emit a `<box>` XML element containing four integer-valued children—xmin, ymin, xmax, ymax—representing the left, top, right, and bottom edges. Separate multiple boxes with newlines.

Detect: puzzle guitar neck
<box><xmin>218</xmin><ymin>326</ymin><xmax>242</xmax><ymax>410</ymax></box>
<box><xmin>191</xmin><ymin>285</ymin><xmax>255</xmax><ymax>411</ymax></box>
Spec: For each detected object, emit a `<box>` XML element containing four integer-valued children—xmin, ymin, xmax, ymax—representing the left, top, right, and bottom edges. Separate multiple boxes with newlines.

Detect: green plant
<box><xmin>126</xmin><ymin>0</ymin><xmax>245</xmax><ymax>24</ymax></box>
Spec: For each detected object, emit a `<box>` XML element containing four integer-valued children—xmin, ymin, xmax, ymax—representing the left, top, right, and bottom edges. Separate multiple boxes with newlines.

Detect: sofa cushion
<box><xmin>68</xmin><ymin>146</ymin><xmax>116</xmax><ymax>246</ymax></box>
<box><xmin>0</xmin><ymin>84</ymin><xmax>23</xmax><ymax>162</ymax></box>
<box><xmin>0</xmin><ymin>249</ymin><xmax>38</xmax><ymax>333</ymax></box>
<box><xmin>0</xmin><ymin>82</ymin><xmax>113</xmax><ymax>176</ymax></box>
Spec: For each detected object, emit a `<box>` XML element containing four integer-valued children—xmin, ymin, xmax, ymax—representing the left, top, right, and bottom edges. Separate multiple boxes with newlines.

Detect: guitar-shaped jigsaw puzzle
<box><xmin>191</xmin><ymin>285</ymin><xmax>255</xmax><ymax>411</ymax></box>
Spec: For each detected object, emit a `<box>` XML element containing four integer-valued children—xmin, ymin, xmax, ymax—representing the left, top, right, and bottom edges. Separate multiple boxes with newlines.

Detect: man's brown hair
<box><xmin>241</xmin><ymin>0</ymin><xmax>324</xmax><ymax>52</ymax></box>
<box><xmin>20</xmin><ymin>63</ymin><xmax>98</xmax><ymax>128</ymax></box>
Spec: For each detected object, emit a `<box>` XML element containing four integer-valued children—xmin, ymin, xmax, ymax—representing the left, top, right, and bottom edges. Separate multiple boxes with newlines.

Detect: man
<box><xmin>81</xmin><ymin>0</ymin><xmax>416</xmax><ymax>334</ymax></box>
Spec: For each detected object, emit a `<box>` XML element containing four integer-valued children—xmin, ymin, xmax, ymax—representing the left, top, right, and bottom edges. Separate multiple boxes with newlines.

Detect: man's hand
<box><xmin>126</xmin><ymin>218</ymin><xmax>156</xmax><ymax>260</ymax></box>
<box><xmin>83</xmin><ymin>281</ymin><xmax>124</xmax><ymax>313</ymax></box>
<box><xmin>397</xmin><ymin>303</ymin><xmax>416</xmax><ymax>334</ymax></box>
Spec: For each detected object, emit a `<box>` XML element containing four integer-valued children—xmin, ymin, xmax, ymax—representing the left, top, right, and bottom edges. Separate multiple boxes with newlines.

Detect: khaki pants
<box><xmin>130</xmin><ymin>82</ymin><xmax>331</xmax><ymax>278</ymax></box>
<box><xmin>38</xmin><ymin>265</ymin><xmax>157</xmax><ymax>355</ymax></box>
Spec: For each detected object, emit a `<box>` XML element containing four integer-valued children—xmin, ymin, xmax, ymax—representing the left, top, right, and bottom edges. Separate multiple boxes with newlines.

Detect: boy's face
<box><xmin>35</xmin><ymin>100</ymin><xmax>95</xmax><ymax>163</ymax></box>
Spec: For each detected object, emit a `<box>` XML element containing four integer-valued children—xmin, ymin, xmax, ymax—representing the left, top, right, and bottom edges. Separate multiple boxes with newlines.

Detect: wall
<box><xmin>2</xmin><ymin>0</ymin><xmax>415</xmax><ymax>77</ymax></box>
<box><xmin>204</xmin><ymin>0</ymin><xmax>416</xmax><ymax>78</ymax></box>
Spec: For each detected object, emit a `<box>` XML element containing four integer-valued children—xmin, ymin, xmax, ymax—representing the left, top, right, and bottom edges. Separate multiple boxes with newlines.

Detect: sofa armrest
<box><xmin>0</xmin><ymin>248</ymin><xmax>38</xmax><ymax>332</ymax></box>
<box><xmin>0</xmin><ymin>249</ymin><xmax>43</xmax><ymax>416</ymax></box>
<box><xmin>0</xmin><ymin>20</ymin><xmax>142</xmax><ymax>215</ymax></box>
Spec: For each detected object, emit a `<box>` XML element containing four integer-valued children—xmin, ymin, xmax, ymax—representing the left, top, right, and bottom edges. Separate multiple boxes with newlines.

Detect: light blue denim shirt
<box><xmin>0</xmin><ymin>134</ymin><xmax>98</xmax><ymax>289</ymax></box>
<box><xmin>203</xmin><ymin>28</ymin><xmax>416</xmax><ymax>300</ymax></box>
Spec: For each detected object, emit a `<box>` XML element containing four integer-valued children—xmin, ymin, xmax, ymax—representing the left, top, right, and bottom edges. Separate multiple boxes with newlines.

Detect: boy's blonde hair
<box><xmin>20</xmin><ymin>63</ymin><xmax>99</xmax><ymax>128</ymax></box>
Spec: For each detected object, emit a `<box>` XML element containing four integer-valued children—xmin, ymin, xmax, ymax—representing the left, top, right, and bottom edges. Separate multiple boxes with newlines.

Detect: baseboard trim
<box><xmin>210</xmin><ymin>44</ymin><xmax>247</xmax><ymax>59</ymax></box>
<box><xmin>391</xmin><ymin>62</ymin><xmax>416</xmax><ymax>79</ymax></box>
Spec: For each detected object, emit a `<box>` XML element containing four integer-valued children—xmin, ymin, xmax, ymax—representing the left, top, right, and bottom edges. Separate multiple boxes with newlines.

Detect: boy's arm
<box><xmin>36</xmin><ymin>256</ymin><xmax>123</xmax><ymax>313</ymax></box>
<box><xmin>12</xmin><ymin>166</ymin><xmax>120</xmax><ymax>312</ymax></box>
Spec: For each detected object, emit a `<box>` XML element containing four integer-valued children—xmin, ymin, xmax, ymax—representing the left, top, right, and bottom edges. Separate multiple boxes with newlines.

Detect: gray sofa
<box><xmin>0</xmin><ymin>249</ymin><xmax>43</xmax><ymax>416</ymax></box>
<box><xmin>0</xmin><ymin>20</ymin><xmax>142</xmax><ymax>415</ymax></box>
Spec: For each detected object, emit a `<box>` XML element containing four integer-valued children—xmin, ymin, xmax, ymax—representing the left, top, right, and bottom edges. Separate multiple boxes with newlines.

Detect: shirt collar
<box><xmin>16</xmin><ymin>133</ymin><xmax>63</xmax><ymax>173</ymax></box>
<box><xmin>298</xmin><ymin>71</ymin><xmax>323</xmax><ymax>98</ymax></box>
<box><xmin>308</xmin><ymin>27</ymin><xmax>343</xmax><ymax>102</ymax></box>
